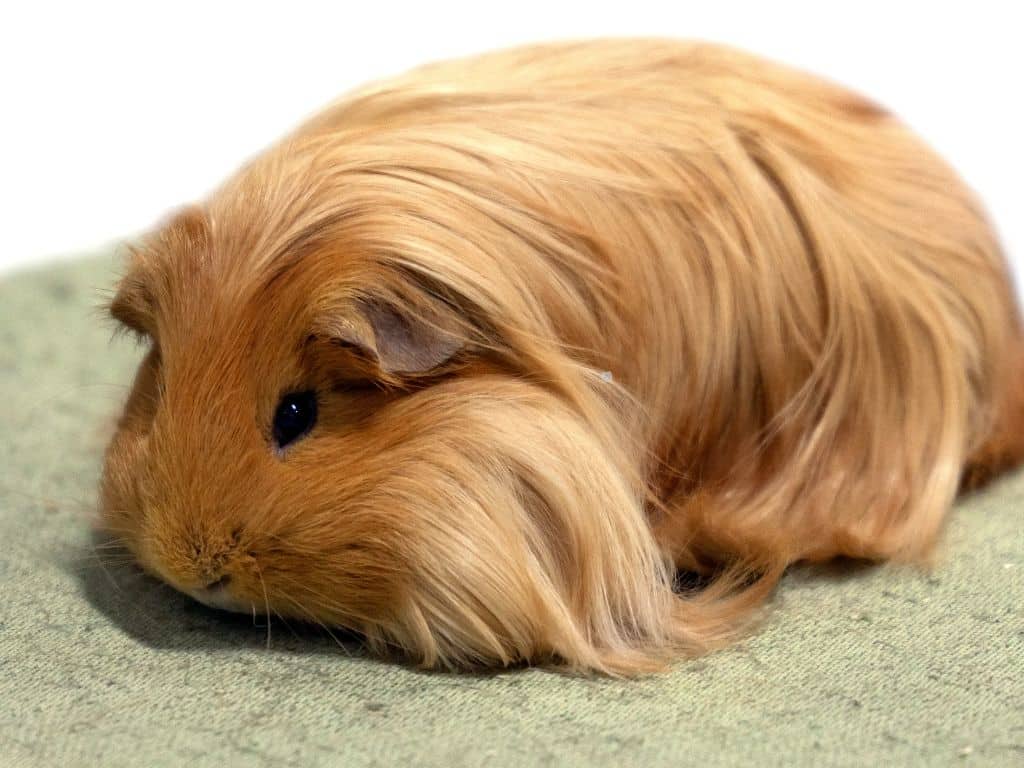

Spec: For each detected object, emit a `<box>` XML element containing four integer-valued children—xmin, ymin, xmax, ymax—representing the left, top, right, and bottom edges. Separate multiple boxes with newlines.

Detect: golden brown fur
<box><xmin>100</xmin><ymin>40</ymin><xmax>1024</xmax><ymax>674</ymax></box>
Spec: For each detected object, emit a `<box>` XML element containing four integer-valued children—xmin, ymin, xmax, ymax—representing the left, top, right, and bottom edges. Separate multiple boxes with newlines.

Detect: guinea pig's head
<box><xmin>100</xmin><ymin>206</ymin><xmax>473</xmax><ymax>632</ymax></box>
<box><xmin>99</xmin><ymin>180</ymin><xmax>713</xmax><ymax>674</ymax></box>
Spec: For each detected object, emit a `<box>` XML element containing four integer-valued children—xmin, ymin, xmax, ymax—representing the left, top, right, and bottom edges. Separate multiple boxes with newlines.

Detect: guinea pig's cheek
<box><xmin>99</xmin><ymin>428</ymin><xmax>150</xmax><ymax>536</ymax></box>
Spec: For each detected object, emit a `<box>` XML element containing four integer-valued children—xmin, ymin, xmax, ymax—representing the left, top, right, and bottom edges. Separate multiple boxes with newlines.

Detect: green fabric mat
<box><xmin>1</xmin><ymin>254</ymin><xmax>1022</xmax><ymax>767</ymax></box>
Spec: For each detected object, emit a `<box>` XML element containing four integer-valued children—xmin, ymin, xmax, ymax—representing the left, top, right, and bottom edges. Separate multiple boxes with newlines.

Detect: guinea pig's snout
<box><xmin>149</xmin><ymin>523</ymin><xmax>256</xmax><ymax>614</ymax></box>
<box><xmin>203</xmin><ymin>574</ymin><xmax>232</xmax><ymax>591</ymax></box>
<box><xmin>189</xmin><ymin>574</ymin><xmax>250</xmax><ymax>614</ymax></box>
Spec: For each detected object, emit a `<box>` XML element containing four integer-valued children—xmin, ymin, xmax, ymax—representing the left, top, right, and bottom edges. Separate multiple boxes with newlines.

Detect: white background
<box><xmin>1</xmin><ymin>1</ymin><xmax>1020</xmax><ymax>289</ymax></box>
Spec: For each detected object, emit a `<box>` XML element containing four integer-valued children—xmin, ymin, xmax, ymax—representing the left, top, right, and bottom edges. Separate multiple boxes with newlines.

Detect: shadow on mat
<box><xmin>66</xmin><ymin>531</ymin><xmax>539</xmax><ymax>688</ymax></box>
<box><xmin>67</xmin><ymin>530</ymin><xmax>525</xmax><ymax>682</ymax></box>
<box><xmin>67</xmin><ymin>527</ymin><xmax>880</xmax><ymax>671</ymax></box>
<box><xmin>65</xmin><ymin>528</ymin><xmax>366</xmax><ymax>658</ymax></box>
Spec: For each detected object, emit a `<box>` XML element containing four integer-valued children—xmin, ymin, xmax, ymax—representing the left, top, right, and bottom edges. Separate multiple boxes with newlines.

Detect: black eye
<box><xmin>272</xmin><ymin>391</ymin><xmax>318</xmax><ymax>449</ymax></box>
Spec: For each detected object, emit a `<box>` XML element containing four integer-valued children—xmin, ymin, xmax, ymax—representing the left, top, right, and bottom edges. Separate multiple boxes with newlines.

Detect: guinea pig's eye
<box><xmin>272</xmin><ymin>390</ymin><xmax>318</xmax><ymax>449</ymax></box>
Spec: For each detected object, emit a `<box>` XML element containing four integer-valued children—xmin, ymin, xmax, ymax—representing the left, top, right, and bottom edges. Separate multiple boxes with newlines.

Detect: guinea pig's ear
<box><xmin>314</xmin><ymin>297</ymin><xmax>463</xmax><ymax>376</ymax></box>
<box><xmin>109</xmin><ymin>266</ymin><xmax>156</xmax><ymax>337</ymax></box>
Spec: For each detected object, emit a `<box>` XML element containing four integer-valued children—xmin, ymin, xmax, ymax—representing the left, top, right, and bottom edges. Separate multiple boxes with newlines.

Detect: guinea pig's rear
<box><xmin>99</xmin><ymin>40</ymin><xmax>1024</xmax><ymax>675</ymax></box>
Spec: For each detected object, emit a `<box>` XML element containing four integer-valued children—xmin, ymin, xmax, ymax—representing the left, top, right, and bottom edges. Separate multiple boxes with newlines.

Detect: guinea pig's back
<box><xmin>224</xmin><ymin>40</ymin><xmax>1021</xmax><ymax>531</ymax></box>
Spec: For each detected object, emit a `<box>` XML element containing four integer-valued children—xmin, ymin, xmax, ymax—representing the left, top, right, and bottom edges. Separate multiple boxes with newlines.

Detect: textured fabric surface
<box><xmin>1</xmin><ymin>254</ymin><xmax>1022</xmax><ymax>767</ymax></box>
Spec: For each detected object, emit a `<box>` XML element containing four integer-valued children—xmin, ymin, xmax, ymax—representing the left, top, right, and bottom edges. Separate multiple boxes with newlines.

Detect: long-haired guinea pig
<box><xmin>100</xmin><ymin>39</ymin><xmax>1024</xmax><ymax>674</ymax></box>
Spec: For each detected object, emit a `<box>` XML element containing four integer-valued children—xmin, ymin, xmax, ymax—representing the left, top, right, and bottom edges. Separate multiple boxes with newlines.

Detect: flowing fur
<box><xmin>100</xmin><ymin>40</ymin><xmax>1024</xmax><ymax>674</ymax></box>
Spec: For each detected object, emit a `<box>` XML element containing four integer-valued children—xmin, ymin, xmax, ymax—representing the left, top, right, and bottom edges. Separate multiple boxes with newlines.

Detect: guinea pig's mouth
<box><xmin>185</xmin><ymin>578</ymin><xmax>256</xmax><ymax>615</ymax></box>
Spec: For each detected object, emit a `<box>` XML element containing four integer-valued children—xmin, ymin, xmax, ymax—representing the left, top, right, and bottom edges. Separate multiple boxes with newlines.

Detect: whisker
<box><xmin>273</xmin><ymin>578</ymin><xmax>351</xmax><ymax>615</ymax></box>
<box><xmin>86</xmin><ymin>559</ymin><xmax>137</xmax><ymax>571</ymax></box>
<box><xmin>257</xmin><ymin>569</ymin><xmax>273</xmax><ymax>650</ymax></box>
<box><xmin>0</xmin><ymin>484</ymin><xmax>99</xmax><ymax>516</ymax></box>
<box><xmin>90</xmin><ymin>538</ymin><xmax>133</xmax><ymax>551</ymax></box>
<box><xmin>275</xmin><ymin>592</ymin><xmax>355</xmax><ymax>657</ymax></box>
<box><xmin>271</xmin><ymin>609</ymin><xmax>303</xmax><ymax>642</ymax></box>
<box><xmin>14</xmin><ymin>381</ymin><xmax>131</xmax><ymax>422</ymax></box>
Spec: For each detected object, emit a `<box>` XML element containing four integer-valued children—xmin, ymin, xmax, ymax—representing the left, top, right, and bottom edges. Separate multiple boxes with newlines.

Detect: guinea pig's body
<box><xmin>101</xmin><ymin>40</ymin><xmax>1024</xmax><ymax>673</ymax></box>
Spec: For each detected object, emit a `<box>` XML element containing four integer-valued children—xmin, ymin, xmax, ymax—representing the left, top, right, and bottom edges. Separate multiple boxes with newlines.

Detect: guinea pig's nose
<box><xmin>203</xmin><ymin>574</ymin><xmax>232</xmax><ymax>591</ymax></box>
<box><xmin>187</xmin><ymin>574</ymin><xmax>249</xmax><ymax>614</ymax></box>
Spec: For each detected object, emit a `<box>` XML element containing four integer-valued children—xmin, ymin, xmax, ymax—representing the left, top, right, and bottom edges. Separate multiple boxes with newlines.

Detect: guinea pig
<box><xmin>100</xmin><ymin>39</ymin><xmax>1024</xmax><ymax>674</ymax></box>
